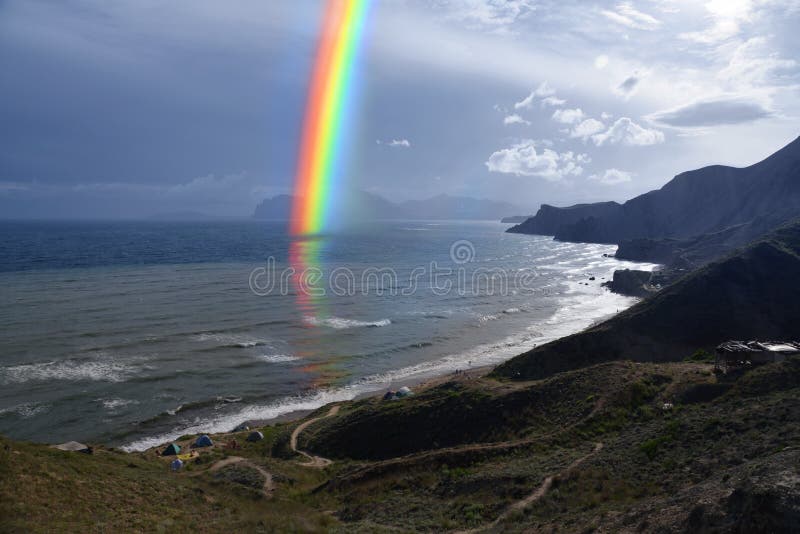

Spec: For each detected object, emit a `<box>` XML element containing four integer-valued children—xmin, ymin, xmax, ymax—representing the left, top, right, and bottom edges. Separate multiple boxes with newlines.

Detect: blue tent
<box><xmin>246</xmin><ymin>431</ymin><xmax>264</xmax><ymax>442</ymax></box>
<box><xmin>194</xmin><ymin>435</ymin><xmax>213</xmax><ymax>448</ymax></box>
<box><xmin>170</xmin><ymin>458</ymin><xmax>184</xmax><ymax>472</ymax></box>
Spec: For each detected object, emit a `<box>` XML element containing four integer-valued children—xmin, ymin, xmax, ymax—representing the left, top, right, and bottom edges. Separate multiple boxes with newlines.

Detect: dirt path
<box><xmin>290</xmin><ymin>405</ymin><xmax>340</xmax><ymax>468</ymax></box>
<box><xmin>207</xmin><ymin>455</ymin><xmax>274</xmax><ymax>497</ymax></box>
<box><xmin>332</xmin><ymin>397</ymin><xmax>607</xmax><ymax>487</ymax></box>
<box><xmin>459</xmin><ymin>442</ymin><xmax>604</xmax><ymax>533</ymax></box>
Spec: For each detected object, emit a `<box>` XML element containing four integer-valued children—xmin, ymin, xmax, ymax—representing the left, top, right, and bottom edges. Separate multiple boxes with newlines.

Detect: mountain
<box><xmin>493</xmin><ymin>218</ymin><xmax>800</xmax><ymax>381</ymax></box>
<box><xmin>508</xmin><ymin>136</ymin><xmax>800</xmax><ymax>266</ymax></box>
<box><xmin>252</xmin><ymin>194</ymin><xmax>293</xmax><ymax>220</ymax></box>
<box><xmin>253</xmin><ymin>192</ymin><xmax>527</xmax><ymax>222</ymax></box>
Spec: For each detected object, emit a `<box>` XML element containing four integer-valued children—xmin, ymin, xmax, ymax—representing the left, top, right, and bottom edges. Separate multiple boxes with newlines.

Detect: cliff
<box><xmin>508</xmin><ymin>136</ymin><xmax>800</xmax><ymax>260</ymax></box>
<box><xmin>493</xmin><ymin>219</ymin><xmax>800</xmax><ymax>381</ymax></box>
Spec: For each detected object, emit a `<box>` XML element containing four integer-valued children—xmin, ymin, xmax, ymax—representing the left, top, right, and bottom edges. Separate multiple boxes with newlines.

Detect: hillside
<box><xmin>493</xmin><ymin>219</ymin><xmax>800</xmax><ymax>381</ymax></box>
<box><xmin>3</xmin><ymin>358</ymin><xmax>799</xmax><ymax>532</ymax></box>
<box><xmin>508</xmin><ymin>136</ymin><xmax>800</xmax><ymax>265</ymax></box>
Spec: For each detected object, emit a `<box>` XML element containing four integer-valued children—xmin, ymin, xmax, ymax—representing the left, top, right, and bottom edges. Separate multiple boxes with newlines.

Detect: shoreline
<box><xmin>125</xmin><ymin>262</ymin><xmax>658</xmax><ymax>453</ymax></box>
<box><xmin>246</xmin><ymin>364</ymin><xmax>494</xmax><ymax>430</ymax></box>
<box><xmin>67</xmin><ymin>250</ymin><xmax>660</xmax><ymax>453</ymax></box>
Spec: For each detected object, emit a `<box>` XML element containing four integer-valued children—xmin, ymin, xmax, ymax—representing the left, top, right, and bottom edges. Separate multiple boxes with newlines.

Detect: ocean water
<box><xmin>0</xmin><ymin>220</ymin><xmax>657</xmax><ymax>450</ymax></box>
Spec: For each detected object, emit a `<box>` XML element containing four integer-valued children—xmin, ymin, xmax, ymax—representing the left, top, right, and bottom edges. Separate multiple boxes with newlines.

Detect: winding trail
<box><xmin>208</xmin><ymin>456</ymin><xmax>274</xmax><ymax>497</ymax></box>
<box><xmin>331</xmin><ymin>397</ymin><xmax>607</xmax><ymax>487</ymax></box>
<box><xmin>459</xmin><ymin>442</ymin><xmax>604</xmax><ymax>533</ymax></box>
<box><xmin>290</xmin><ymin>405</ymin><xmax>340</xmax><ymax>468</ymax></box>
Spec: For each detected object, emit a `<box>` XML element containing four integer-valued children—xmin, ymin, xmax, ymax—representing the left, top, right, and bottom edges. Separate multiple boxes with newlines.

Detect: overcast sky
<box><xmin>0</xmin><ymin>0</ymin><xmax>798</xmax><ymax>218</ymax></box>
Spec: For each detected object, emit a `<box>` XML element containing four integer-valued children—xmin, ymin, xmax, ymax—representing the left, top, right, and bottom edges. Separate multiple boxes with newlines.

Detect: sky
<box><xmin>0</xmin><ymin>0</ymin><xmax>798</xmax><ymax>219</ymax></box>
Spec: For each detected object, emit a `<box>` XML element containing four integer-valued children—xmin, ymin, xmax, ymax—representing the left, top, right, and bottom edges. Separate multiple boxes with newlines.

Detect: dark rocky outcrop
<box><xmin>493</xmin><ymin>219</ymin><xmax>800</xmax><ymax>381</ymax></box>
<box><xmin>507</xmin><ymin>201</ymin><xmax>622</xmax><ymax>240</ymax></box>
<box><xmin>602</xmin><ymin>269</ymin><xmax>655</xmax><ymax>298</ymax></box>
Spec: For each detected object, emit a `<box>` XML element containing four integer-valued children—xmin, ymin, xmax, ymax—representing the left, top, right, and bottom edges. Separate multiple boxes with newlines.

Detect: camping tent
<box><xmin>382</xmin><ymin>391</ymin><xmax>395</xmax><ymax>401</ymax></box>
<box><xmin>396</xmin><ymin>386</ymin><xmax>413</xmax><ymax>398</ymax></box>
<box><xmin>170</xmin><ymin>458</ymin><xmax>183</xmax><ymax>472</ymax></box>
<box><xmin>193</xmin><ymin>435</ymin><xmax>213</xmax><ymax>448</ymax></box>
<box><xmin>246</xmin><ymin>431</ymin><xmax>264</xmax><ymax>442</ymax></box>
<box><xmin>234</xmin><ymin>423</ymin><xmax>250</xmax><ymax>432</ymax></box>
<box><xmin>162</xmin><ymin>443</ymin><xmax>181</xmax><ymax>456</ymax></box>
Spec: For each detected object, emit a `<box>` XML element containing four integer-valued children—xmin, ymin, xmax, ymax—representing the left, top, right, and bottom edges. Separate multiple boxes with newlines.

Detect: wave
<box><xmin>0</xmin><ymin>402</ymin><xmax>50</xmax><ymax>419</ymax></box>
<box><xmin>303</xmin><ymin>316</ymin><xmax>391</xmax><ymax>329</ymax></box>
<box><xmin>101</xmin><ymin>398</ymin><xmax>139</xmax><ymax>411</ymax></box>
<box><xmin>193</xmin><ymin>333</ymin><xmax>272</xmax><ymax>349</ymax></box>
<box><xmin>0</xmin><ymin>356</ymin><xmax>139</xmax><ymax>384</ymax></box>
<box><xmin>258</xmin><ymin>354</ymin><xmax>299</xmax><ymax>363</ymax></box>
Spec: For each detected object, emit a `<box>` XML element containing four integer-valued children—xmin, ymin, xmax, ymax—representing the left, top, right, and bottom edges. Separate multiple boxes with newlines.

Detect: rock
<box><xmin>602</xmin><ymin>269</ymin><xmax>654</xmax><ymax>298</ymax></box>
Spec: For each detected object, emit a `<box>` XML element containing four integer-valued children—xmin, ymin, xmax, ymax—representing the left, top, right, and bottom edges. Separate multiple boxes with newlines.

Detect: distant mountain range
<box><xmin>253</xmin><ymin>191</ymin><xmax>527</xmax><ymax>222</ymax></box>
<box><xmin>509</xmin><ymin>136</ymin><xmax>800</xmax><ymax>268</ymax></box>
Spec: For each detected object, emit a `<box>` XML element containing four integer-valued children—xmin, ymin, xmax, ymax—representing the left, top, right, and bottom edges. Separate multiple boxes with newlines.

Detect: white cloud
<box><xmin>594</xmin><ymin>55</ymin><xmax>609</xmax><ymax>69</ymax></box>
<box><xmin>552</xmin><ymin>108</ymin><xmax>586</xmax><ymax>125</ymax></box>
<box><xmin>718</xmin><ymin>37</ymin><xmax>797</xmax><ymax>88</ymax></box>
<box><xmin>571</xmin><ymin>118</ymin><xmax>606</xmax><ymax>139</ymax></box>
<box><xmin>540</xmin><ymin>95</ymin><xmax>566</xmax><ymax>107</ymax></box>
<box><xmin>679</xmin><ymin>0</ymin><xmax>756</xmax><ymax>44</ymax></box>
<box><xmin>601</xmin><ymin>112</ymin><xmax>613</xmax><ymax>121</ymax></box>
<box><xmin>437</xmin><ymin>0</ymin><xmax>536</xmax><ymax>30</ymax></box>
<box><xmin>589</xmin><ymin>168</ymin><xmax>634</xmax><ymax>185</ymax></box>
<box><xmin>503</xmin><ymin>113</ymin><xmax>531</xmax><ymax>125</ymax></box>
<box><xmin>533</xmin><ymin>81</ymin><xmax>556</xmax><ymax>97</ymax></box>
<box><xmin>648</xmin><ymin>95</ymin><xmax>773</xmax><ymax>127</ymax></box>
<box><xmin>592</xmin><ymin>117</ymin><xmax>665</xmax><ymax>146</ymax></box>
<box><xmin>377</xmin><ymin>139</ymin><xmax>412</xmax><ymax>147</ymax></box>
<box><xmin>601</xmin><ymin>2</ymin><xmax>661</xmax><ymax>30</ymax></box>
<box><xmin>514</xmin><ymin>81</ymin><xmax>556</xmax><ymax>109</ymax></box>
<box><xmin>486</xmin><ymin>140</ymin><xmax>589</xmax><ymax>181</ymax></box>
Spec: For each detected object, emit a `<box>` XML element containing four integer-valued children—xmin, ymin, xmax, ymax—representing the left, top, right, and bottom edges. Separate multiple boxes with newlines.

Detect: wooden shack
<box><xmin>715</xmin><ymin>341</ymin><xmax>800</xmax><ymax>373</ymax></box>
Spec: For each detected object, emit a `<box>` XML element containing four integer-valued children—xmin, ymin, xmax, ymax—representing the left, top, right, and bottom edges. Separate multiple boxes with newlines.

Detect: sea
<box><xmin>0</xmin><ymin>220</ymin><xmax>658</xmax><ymax>450</ymax></box>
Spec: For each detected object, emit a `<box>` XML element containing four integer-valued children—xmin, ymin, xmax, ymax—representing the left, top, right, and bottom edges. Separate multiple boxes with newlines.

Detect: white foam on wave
<box><xmin>304</xmin><ymin>316</ymin><xmax>391</xmax><ymax>329</ymax></box>
<box><xmin>101</xmin><ymin>398</ymin><xmax>139</xmax><ymax>411</ymax></box>
<box><xmin>0</xmin><ymin>402</ymin><xmax>50</xmax><ymax>419</ymax></box>
<box><xmin>194</xmin><ymin>333</ymin><xmax>270</xmax><ymax>348</ymax></box>
<box><xmin>0</xmin><ymin>356</ymin><xmax>138</xmax><ymax>385</ymax></box>
<box><xmin>258</xmin><ymin>354</ymin><xmax>299</xmax><ymax>363</ymax></box>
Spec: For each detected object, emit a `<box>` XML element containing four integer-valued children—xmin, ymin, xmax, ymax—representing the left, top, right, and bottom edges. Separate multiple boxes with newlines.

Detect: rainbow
<box><xmin>290</xmin><ymin>0</ymin><xmax>371</xmax><ymax>236</ymax></box>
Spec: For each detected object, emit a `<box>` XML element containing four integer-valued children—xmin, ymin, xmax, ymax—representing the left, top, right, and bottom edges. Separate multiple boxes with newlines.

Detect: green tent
<box><xmin>162</xmin><ymin>443</ymin><xmax>181</xmax><ymax>456</ymax></box>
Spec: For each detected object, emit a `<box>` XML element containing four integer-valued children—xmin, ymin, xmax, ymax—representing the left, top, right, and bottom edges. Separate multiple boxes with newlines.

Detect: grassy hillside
<box><xmin>3</xmin><ymin>357</ymin><xmax>799</xmax><ymax>532</ymax></box>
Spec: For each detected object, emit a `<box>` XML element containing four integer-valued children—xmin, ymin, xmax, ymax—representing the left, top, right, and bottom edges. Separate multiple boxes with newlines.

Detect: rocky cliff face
<box><xmin>494</xmin><ymin>219</ymin><xmax>800</xmax><ymax>381</ymax></box>
<box><xmin>602</xmin><ymin>269</ymin><xmax>655</xmax><ymax>298</ymax></box>
<box><xmin>508</xmin><ymin>137</ymin><xmax>800</xmax><ymax>253</ymax></box>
